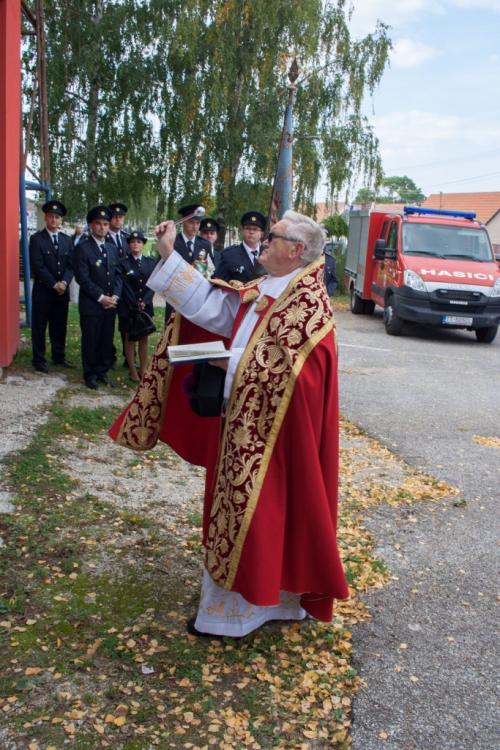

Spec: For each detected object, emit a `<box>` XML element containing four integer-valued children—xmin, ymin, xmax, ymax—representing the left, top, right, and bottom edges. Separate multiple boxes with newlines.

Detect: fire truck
<box><xmin>344</xmin><ymin>206</ymin><xmax>500</xmax><ymax>343</ymax></box>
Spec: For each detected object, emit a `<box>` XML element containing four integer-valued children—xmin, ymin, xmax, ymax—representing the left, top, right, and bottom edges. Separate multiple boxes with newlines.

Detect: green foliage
<box><xmin>322</xmin><ymin>213</ymin><xmax>349</xmax><ymax>238</ymax></box>
<box><xmin>380</xmin><ymin>175</ymin><xmax>426</xmax><ymax>203</ymax></box>
<box><xmin>23</xmin><ymin>1</ymin><xmax>391</xmax><ymax>225</ymax></box>
<box><xmin>354</xmin><ymin>186</ymin><xmax>376</xmax><ymax>203</ymax></box>
<box><xmin>355</xmin><ymin>175</ymin><xmax>426</xmax><ymax>204</ymax></box>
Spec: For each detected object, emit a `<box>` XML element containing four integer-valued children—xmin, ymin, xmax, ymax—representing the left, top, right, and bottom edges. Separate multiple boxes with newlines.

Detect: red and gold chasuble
<box><xmin>109</xmin><ymin>262</ymin><xmax>349</xmax><ymax>620</ymax></box>
<box><xmin>108</xmin><ymin>277</ymin><xmax>259</xmax><ymax>466</ymax></box>
<box><xmin>202</xmin><ymin>260</ymin><xmax>349</xmax><ymax>619</ymax></box>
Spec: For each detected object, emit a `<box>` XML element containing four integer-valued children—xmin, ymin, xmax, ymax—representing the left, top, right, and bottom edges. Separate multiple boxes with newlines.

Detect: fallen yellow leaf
<box><xmin>25</xmin><ymin>667</ymin><xmax>43</xmax><ymax>676</ymax></box>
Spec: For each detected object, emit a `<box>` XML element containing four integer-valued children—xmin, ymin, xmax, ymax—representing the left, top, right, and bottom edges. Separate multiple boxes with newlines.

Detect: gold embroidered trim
<box><xmin>114</xmin><ymin>312</ymin><xmax>180</xmax><ymax>450</ymax></box>
<box><xmin>209</xmin><ymin>277</ymin><xmax>261</xmax><ymax>292</ymax></box>
<box><xmin>226</xmin><ymin>320</ymin><xmax>334</xmax><ymax>588</ymax></box>
<box><xmin>205</xmin><ymin>259</ymin><xmax>335</xmax><ymax>587</ymax></box>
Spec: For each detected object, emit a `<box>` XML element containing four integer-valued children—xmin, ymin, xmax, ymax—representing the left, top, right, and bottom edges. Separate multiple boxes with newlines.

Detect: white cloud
<box><xmin>372</xmin><ymin>110</ymin><xmax>500</xmax><ymax>192</ymax></box>
<box><xmin>348</xmin><ymin>0</ymin><xmax>444</xmax><ymax>36</ymax></box>
<box><xmin>391</xmin><ymin>38</ymin><xmax>439</xmax><ymax>68</ymax></box>
<box><xmin>450</xmin><ymin>0</ymin><xmax>500</xmax><ymax>10</ymax></box>
<box><xmin>349</xmin><ymin>0</ymin><xmax>500</xmax><ymax>38</ymax></box>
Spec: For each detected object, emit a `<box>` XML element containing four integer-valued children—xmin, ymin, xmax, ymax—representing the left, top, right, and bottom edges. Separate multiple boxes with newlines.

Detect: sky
<box><xmin>328</xmin><ymin>0</ymin><xmax>500</xmax><ymax>200</ymax></box>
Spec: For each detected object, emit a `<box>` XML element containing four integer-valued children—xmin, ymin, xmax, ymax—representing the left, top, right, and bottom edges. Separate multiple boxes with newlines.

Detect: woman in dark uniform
<box><xmin>118</xmin><ymin>231</ymin><xmax>158</xmax><ymax>381</ymax></box>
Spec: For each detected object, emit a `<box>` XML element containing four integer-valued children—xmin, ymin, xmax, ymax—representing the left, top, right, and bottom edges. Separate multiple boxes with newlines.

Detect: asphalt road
<box><xmin>335</xmin><ymin>308</ymin><xmax>499</xmax><ymax>750</ymax></box>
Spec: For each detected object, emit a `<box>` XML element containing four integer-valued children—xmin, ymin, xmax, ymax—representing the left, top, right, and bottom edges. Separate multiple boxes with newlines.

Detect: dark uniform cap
<box><xmin>108</xmin><ymin>202</ymin><xmax>128</xmax><ymax>216</ymax></box>
<box><xmin>178</xmin><ymin>204</ymin><xmax>204</xmax><ymax>218</ymax></box>
<box><xmin>86</xmin><ymin>204</ymin><xmax>112</xmax><ymax>224</ymax></box>
<box><xmin>128</xmin><ymin>230</ymin><xmax>147</xmax><ymax>244</ymax></box>
<box><xmin>200</xmin><ymin>217</ymin><xmax>220</xmax><ymax>233</ymax></box>
<box><xmin>241</xmin><ymin>211</ymin><xmax>266</xmax><ymax>230</ymax></box>
<box><xmin>42</xmin><ymin>200</ymin><xmax>67</xmax><ymax>217</ymax></box>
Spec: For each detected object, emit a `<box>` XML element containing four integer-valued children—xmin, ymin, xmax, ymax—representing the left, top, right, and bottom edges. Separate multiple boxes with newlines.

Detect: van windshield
<box><xmin>402</xmin><ymin>223</ymin><xmax>493</xmax><ymax>262</ymax></box>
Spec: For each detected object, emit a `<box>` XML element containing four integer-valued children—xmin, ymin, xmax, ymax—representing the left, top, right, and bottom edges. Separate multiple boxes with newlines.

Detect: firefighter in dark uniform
<box><xmin>73</xmin><ymin>205</ymin><xmax>122</xmax><ymax>389</ymax></box>
<box><xmin>199</xmin><ymin>216</ymin><xmax>221</xmax><ymax>273</ymax></box>
<box><xmin>106</xmin><ymin>202</ymin><xmax>130</xmax><ymax>258</ymax></box>
<box><xmin>118</xmin><ymin>230</ymin><xmax>158</xmax><ymax>382</ymax></box>
<box><xmin>213</xmin><ymin>211</ymin><xmax>266</xmax><ymax>283</ymax></box>
<box><xmin>30</xmin><ymin>200</ymin><xmax>74</xmax><ymax>373</ymax></box>
<box><xmin>107</xmin><ymin>202</ymin><xmax>130</xmax><ymax>363</ymax></box>
<box><xmin>164</xmin><ymin>203</ymin><xmax>212</xmax><ymax>323</ymax></box>
<box><xmin>323</xmin><ymin>246</ymin><xmax>338</xmax><ymax>296</ymax></box>
<box><xmin>173</xmin><ymin>203</ymin><xmax>211</xmax><ymax>263</ymax></box>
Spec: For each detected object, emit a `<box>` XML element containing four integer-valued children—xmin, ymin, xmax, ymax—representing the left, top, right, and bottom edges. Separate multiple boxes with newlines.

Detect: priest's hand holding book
<box><xmin>167</xmin><ymin>340</ymin><xmax>231</xmax><ymax>368</ymax></box>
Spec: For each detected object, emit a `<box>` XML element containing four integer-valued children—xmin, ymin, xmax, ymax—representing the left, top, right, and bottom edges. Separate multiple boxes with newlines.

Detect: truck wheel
<box><xmin>364</xmin><ymin>300</ymin><xmax>375</xmax><ymax>315</ymax></box>
<box><xmin>350</xmin><ymin>289</ymin><xmax>365</xmax><ymax>315</ymax></box>
<box><xmin>475</xmin><ymin>325</ymin><xmax>498</xmax><ymax>343</ymax></box>
<box><xmin>384</xmin><ymin>297</ymin><xmax>404</xmax><ymax>335</ymax></box>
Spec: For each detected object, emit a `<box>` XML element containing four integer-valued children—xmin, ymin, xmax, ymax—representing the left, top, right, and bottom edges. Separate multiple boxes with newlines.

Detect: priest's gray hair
<box><xmin>282</xmin><ymin>210</ymin><xmax>327</xmax><ymax>265</ymax></box>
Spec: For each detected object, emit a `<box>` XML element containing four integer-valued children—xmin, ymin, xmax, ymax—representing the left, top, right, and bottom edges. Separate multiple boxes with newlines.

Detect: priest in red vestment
<box><xmin>110</xmin><ymin>210</ymin><xmax>349</xmax><ymax>637</ymax></box>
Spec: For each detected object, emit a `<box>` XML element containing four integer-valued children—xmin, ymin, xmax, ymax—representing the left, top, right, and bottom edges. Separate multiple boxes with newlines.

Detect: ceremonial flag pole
<box><xmin>267</xmin><ymin>58</ymin><xmax>299</xmax><ymax>229</ymax></box>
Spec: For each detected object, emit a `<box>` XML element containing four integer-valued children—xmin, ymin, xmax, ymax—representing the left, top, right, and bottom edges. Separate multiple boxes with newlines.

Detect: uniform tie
<box><xmin>187</xmin><ymin>240</ymin><xmax>193</xmax><ymax>258</ymax></box>
<box><xmin>52</xmin><ymin>234</ymin><xmax>59</xmax><ymax>250</ymax></box>
<box><xmin>116</xmin><ymin>234</ymin><xmax>122</xmax><ymax>251</ymax></box>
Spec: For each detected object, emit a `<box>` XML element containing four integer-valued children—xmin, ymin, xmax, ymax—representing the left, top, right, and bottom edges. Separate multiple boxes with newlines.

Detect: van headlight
<box><xmin>404</xmin><ymin>269</ymin><xmax>426</xmax><ymax>292</ymax></box>
<box><xmin>490</xmin><ymin>277</ymin><xmax>500</xmax><ymax>297</ymax></box>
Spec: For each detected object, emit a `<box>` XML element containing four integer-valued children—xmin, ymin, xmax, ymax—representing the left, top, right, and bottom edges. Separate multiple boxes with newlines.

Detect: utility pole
<box><xmin>268</xmin><ymin>58</ymin><xmax>299</xmax><ymax>228</ymax></box>
<box><xmin>36</xmin><ymin>0</ymin><xmax>50</xmax><ymax>184</ymax></box>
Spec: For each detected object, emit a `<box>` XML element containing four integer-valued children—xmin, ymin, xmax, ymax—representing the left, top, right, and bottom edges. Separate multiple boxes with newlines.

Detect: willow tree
<box><xmin>25</xmin><ymin>0</ymin><xmax>390</xmax><ymax>225</ymax></box>
<box><xmin>151</xmin><ymin>0</ymin><xmax>391</xmax><ymax>229</ymax></box>
<box><xmin>23</xmin><ymin>0</ymin><xmax>165</xmax><ymax>215</ymax></box>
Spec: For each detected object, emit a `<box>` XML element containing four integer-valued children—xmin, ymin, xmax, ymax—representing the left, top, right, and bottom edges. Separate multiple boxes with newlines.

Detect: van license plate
<box><xmin>442</xmin><ymin>315</ymin><xmax>473</xmax><ymax>326</ymax></box>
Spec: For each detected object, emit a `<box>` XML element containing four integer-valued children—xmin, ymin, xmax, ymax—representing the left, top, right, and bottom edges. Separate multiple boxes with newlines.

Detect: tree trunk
<box><xmin>85</xmin><ymin>78</ymin><xmax>99</xmax><ymax>205</ymax></box>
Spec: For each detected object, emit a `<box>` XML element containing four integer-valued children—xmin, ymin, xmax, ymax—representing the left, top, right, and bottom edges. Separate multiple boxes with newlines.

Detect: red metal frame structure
<box><xmin>0</xmin><ymin>0</ymin><xmax>21</xmax><ymax>369</ymax></box>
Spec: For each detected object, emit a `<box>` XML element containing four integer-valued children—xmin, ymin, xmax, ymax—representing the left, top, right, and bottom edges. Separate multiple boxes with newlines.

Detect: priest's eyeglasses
<box><xmin>267</xmin><ymin>231</ymin><xmax>300</xmax><ymax>244</ymax></box>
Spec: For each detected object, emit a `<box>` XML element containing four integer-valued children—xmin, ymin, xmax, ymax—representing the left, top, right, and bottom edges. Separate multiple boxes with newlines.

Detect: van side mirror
<box><xmin>495</xmin><ymin>253</ymin><xmax>500</xmax><ymax>264</ymax></box>
<box><xmin>374</xmin><ymin>238</ymin><xmax>386</xmax><ymax>260</ymax></box>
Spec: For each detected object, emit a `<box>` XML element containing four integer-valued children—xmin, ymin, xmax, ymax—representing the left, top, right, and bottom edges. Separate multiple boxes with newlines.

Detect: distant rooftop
<box><xmin>422</xmin><ymin>192</ymin><xmax>500</xmax><ymax>225</ymax></box>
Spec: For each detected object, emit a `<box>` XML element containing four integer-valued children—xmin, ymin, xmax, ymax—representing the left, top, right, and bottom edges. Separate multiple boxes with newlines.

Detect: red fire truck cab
<box><xmin>344</xmin><ymin>206</ymin><xmax>500</xmax><ymax>343</ymax></box>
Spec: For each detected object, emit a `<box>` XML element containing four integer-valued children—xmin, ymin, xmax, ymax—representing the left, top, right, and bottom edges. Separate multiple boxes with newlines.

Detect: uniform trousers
<box><xmin>31</xmin><ymin>286</ymin><xmax>69</xmax><ymax>366</ymax></box>
<box><xmin>80</xmin><ymin>310</ymin><xmax>117</xmax><ymax>381</ymax></box>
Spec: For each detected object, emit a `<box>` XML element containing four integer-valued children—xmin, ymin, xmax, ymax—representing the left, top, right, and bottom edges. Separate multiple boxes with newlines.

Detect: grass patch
<box><xmin>12</xmin><ymin>303</ymin><xmax>165</xmax><ymax>390</ymax></box>
<box><xmin>1</xmin><ymin>333</ymin><xmax>457</xmax><ymax>748</ymax></box>
<box><xmin>0</xmin><ymin>382</ymin><xmax>370</xmax><ymax>749</ymax></box>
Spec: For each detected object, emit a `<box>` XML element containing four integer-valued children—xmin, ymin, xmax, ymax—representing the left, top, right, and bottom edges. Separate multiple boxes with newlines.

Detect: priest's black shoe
<box><xmin>34</xmin><ymin>363</ymin><xmax>48</xmax><ymax>374</ymax></box>
<box><xmin>186</xmin><ymin>618</ymin><xmax>223</xmax><ymax>639</ymax></box>
<box><xmin>97</xmin><ymin>375</ymin><xmax>115</xmax><ymax>388</ymax></box>
<box><xmin>85</xmin><ymin>378</ymin><xmax>98</xmax><ymax>390</ymax></box>
<box><xmin>53</xmin><ymin>360</ymin><xmax>74</xmax><ymax>368</ymax></box>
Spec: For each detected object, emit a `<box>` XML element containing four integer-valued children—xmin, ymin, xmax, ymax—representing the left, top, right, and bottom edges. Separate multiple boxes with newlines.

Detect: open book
<box><xmin>167</xmin><ymin>340</ymin><xmax>231</xmax><ymax>366</ymax></box>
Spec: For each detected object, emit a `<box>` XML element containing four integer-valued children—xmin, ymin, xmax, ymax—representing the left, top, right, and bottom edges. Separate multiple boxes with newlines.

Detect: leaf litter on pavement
<box><xmin>0</xmin><ymin>387</ymin><xmax>459</xmax><ymax>750</ymax></box>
